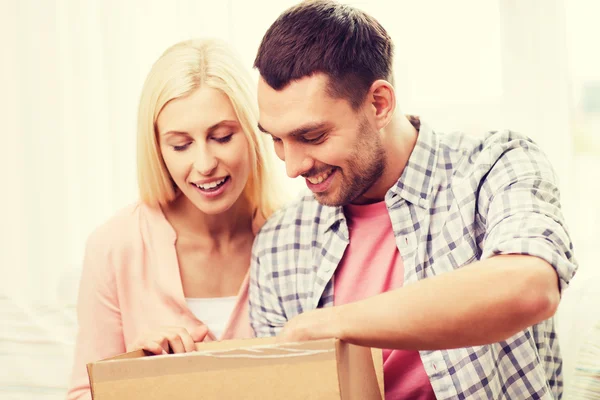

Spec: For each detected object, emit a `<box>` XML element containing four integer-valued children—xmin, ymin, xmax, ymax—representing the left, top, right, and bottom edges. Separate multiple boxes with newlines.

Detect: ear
<box><xmin>367</xmin><ymin>80</ymin><xmax>396</xmax><ymax>130</ymax></box>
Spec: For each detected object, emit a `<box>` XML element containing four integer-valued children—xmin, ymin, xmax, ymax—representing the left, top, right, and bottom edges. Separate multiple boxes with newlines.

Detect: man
<box><xmin>249</xmin><ymin>1</ymin><xmax>577</xmax><ymax>399</ymax></box>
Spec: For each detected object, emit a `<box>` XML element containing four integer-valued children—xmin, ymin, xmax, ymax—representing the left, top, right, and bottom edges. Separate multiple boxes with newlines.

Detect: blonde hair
<box><xmin>137</xmin><ymin>38</ymin><xmax>281</xmax><ymax>219</ymax></box>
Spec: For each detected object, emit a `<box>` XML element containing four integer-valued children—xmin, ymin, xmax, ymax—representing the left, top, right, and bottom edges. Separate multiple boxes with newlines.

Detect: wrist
<box><xmin>329</xmin><ymin>304</ymin><xmax>350</xmax><ymax>341</ymax></box>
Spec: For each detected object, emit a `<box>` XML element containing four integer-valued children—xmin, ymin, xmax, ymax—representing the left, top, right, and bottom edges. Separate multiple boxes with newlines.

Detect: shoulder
<box><xmin>476</xmin><ymin>130</ymin><xmax>556</xmax><ymax>185</ymax></box>
<box><xmin>84</xmin><ymin>202</ymin><xmax>156</xmax><ymax>260</ymax></box>
<box><xmin>437</xmin><ymin>128</ymin><xmax>542</xmax><ymax>157</ymax></box>
<box><xmin>253</xmin><ymin>190</ymin><xmax>324</xmax><ymax>253</ymax></box>
<box><xmin>435</xmin><ymin>129</ymin><xmax>554</xmax><ymax>183</ymax></box>
<box><xmin>262</xmin><ymin>190</ymin><xmax>322</xmax><ymax>229</ymax></box>
<box><xmin>78</xmin><ymin>203</ymin><xmax>147</xmax><ymax>288</ymax></box>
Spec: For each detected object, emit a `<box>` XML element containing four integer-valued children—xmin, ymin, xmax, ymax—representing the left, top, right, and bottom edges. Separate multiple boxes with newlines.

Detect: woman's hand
<box><xmin>131</xmin><ymin>324</ymin><xmax>209</xmax><ymax>355</ymax></box>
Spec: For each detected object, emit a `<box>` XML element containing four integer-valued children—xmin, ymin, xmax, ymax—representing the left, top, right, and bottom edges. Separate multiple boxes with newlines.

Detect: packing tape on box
<box><xmin>195</xmin><ymin>346</ymin><xmax>336</xmax><ymax>359</ymax></box>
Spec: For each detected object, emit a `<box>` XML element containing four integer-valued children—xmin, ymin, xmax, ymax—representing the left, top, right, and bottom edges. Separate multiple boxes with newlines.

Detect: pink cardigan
<box><xmin>66</xmin><ymin>203</ymin><xmax>254</xmax><ymax>400</ymax></box>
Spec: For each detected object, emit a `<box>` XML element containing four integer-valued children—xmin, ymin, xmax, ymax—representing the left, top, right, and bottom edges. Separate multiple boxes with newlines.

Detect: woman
<box><xmin>67</xmin><ymin>38</ymin><xmax>281</xmax><ymax>400</ymax></box>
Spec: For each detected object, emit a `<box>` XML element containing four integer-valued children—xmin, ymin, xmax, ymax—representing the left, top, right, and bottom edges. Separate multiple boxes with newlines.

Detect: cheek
<box><xmin>234</xmin><ymin>151</ymin><xmax>251</xmax><ymax>178</ymax></box>
<box><xmin>160</xmin><ymin>148</ymin><xmax>189</xmax><ymax>181</ymax></box>
<box><xmin>314</xmin><ymin>141</ymin><xmax>349</xmax><ymax>167</ymax></box>
<box><xmin>273</xmin><ymin>143</ymin><xmax>284</xmax><ymax>160</ymax></box>
<box><xmin>226</xmin><ymin>138</ymin><xmax>252</xmax><ymax>175</ymax></box>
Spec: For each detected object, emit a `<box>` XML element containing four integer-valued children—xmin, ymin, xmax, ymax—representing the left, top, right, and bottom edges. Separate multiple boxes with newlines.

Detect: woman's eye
<box><xmin>214</xmin><ymin>133</ymin><xmax>234</xmax><ymax>143</ymax></box>
<box><xmin>271</xmin><ymin>136</ymin><xmax>282</xmax><ymax>143</ymax></box>
<box><xmin>173</xmin><ymin>143</ymin><xmax>191</xmax><ymax>151</ymax></box>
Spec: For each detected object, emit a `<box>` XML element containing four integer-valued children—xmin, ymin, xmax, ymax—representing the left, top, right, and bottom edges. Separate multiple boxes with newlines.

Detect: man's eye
<box><xmin>301</xmin><ymin>134</ymin><xmax>324</xmax><ymax>144</ymax></box>
<box><xmin>173</xmin><ymin>143</ymin><xmax>191</xmax><ymax>151</ymax></box>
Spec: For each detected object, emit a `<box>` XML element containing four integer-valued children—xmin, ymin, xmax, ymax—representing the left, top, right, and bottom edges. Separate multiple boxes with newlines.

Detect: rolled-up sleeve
<box><xmin>478</xmin><ymin>138</ymin><xmax>578</xmax><ymax>293</ymax></box>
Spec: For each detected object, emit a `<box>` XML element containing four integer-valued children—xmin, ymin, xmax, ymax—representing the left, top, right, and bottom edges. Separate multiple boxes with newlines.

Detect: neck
<box><xmin>163</xmin><ymin>193</ymin><xmax>253</xmax><ymax>245</ymax></box>
<box><xmin>355</xmin><ymin>114</ymin><xmax>418</xmax><ymax>204</ymax></box>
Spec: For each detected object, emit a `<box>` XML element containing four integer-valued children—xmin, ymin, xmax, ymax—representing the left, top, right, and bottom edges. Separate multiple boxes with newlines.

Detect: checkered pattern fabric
<box><xmin>249</xmin><ymin>119</ymin><xmax>577</xmax><ymax>399</ymax></box>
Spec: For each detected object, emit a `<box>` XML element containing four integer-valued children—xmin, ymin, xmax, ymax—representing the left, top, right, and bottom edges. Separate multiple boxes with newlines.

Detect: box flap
<box><xmin>336</xmin><ymin>341</ymin><xmax>383</xmax><ymax>400</ymax></box>
<box><xmin>371</xmin><ymin>348</ymin><xmax>385</xmax><ymax>398</ymax></box>
<box><xmin>90</xmin><ymin>338</ymin><xmax>338</xmax><ymax>382</ymax></box>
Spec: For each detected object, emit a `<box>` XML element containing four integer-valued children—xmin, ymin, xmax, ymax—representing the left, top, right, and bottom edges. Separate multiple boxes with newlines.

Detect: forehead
<box><xmin>257</xmin><ymin>73</ymin><xmax>352</xmax><ymax>136</ymax></box>
<box><xmin>157</xmin><ymin>86</ymin><xmax>238</xmax><ymax>133</ymax></box>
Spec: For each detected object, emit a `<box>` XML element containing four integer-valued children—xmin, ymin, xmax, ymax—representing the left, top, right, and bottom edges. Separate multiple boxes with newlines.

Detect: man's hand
<box><xmin>277</xmin><ymin>306</ymin><xmax>344</xmax><ymax>343</ymax></box>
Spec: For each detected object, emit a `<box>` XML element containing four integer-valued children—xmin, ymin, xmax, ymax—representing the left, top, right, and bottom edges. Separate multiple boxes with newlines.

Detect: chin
<box><xmin>203</xmin><ymin>200</ymin><xmax>237</xmax><ymax>215</ymax></box>
<box><xmin>313</xmin><ymin>192</ymin><xmax>343</xmax><ymax>207</ymax></box>
<box><xmin>184</xmin><ymin>194</ymin><xmax>230</xmax><ymax>215</ymax></box>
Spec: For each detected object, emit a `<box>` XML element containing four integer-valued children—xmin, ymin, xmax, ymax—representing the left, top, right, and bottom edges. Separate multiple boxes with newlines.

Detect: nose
<box><xmin>193</xmin><ymin>145</ymin><xmax>218</xmax><ymax>175</ymax></box>
<box><xmin>283</xmin><ymin>144</ymin><xmax>313</xmax><ymax>179</ymax></box>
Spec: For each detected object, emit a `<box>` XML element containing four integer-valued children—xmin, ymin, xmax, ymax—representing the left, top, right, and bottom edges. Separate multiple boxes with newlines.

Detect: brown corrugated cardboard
<box><xmin>87</xmin><ymin>337</ymin><xmax>384</xmax><ymax>399</ymax></box>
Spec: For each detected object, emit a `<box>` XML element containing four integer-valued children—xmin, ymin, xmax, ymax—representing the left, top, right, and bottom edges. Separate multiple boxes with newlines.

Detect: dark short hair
<box><xmin>254</xmin><ymin>0</ymin><xmax>394</xmax><ymax>109</ymax></box>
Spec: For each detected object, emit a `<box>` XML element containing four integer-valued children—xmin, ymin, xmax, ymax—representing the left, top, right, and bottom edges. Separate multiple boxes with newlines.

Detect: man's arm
<box><xmin>279</xmin><ymin>254</ymin><xmax>558</xmax><ymax>349</ymax></box>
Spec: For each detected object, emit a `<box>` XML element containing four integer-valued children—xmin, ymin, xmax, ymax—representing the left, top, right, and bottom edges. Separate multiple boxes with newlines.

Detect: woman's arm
<box><xmin>66</xmin><ymin>230</ymin><xmax>126</xmax><ymax>400</ymax></box>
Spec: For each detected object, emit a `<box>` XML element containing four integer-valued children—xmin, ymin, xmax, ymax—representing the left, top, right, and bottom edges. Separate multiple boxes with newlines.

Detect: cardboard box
<box><xmin>87</xmin><ymin>337</ymin><xmax>384</xmax><ymax>399</ymax></box>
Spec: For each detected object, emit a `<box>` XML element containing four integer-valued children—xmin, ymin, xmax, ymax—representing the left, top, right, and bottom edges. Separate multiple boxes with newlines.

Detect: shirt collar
<box><xmin>320</xmin><ymin>117</ymin><xmax>439</xmax><ymax>233</ymax></box>
<box><xmin>387</xmin><ymin>119</ymin><xmax>439</xmax><ymax>209</ymax></box>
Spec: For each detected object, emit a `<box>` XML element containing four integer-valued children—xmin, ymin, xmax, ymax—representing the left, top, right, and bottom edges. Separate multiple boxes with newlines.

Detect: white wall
<box><xmin>1</xmin><ymin>1</ymin><xmax>598</xmax><ymax>398</ymax></box>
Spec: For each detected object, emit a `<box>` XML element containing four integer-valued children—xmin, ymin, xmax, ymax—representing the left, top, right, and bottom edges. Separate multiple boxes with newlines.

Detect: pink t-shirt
<box><xmin>334</xmin><ymin>201</ymin><xmax>436</xmax><ymax>400</ymax></box>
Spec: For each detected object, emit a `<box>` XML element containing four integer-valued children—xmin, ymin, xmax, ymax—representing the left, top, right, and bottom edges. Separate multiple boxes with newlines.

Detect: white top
<box><xmin>185</xmin><ymin>296</ymin><xmax>238</xmax><ymax>340</ymax></box>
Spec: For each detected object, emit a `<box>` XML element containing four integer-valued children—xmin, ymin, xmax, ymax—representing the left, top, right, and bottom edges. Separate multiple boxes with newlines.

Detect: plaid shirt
<box><xmin>249</xmin><ymin>119</ymin><xmax>578</xmax><ymax>400</ymax></box>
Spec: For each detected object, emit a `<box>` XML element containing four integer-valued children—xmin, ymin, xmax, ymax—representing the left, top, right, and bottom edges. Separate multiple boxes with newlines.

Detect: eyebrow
<box><xmin>162</xmin><ymin>120</ymin><xmax>239</xmax><ymax>137</ymax></box>
<box><xmin>257</xmin><ymin>122</ymin><xmax>330</xmax><ymax>138</ymax></box>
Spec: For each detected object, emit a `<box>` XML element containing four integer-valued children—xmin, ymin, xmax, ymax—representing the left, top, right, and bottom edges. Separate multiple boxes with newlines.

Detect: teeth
<box><xmin>195</xmin><ymin>177</ymin><xmax>226</xmax><ymax>190</ymax></box>
<box><xmin>308</xmin><ymin>170</ymin><xmax>332</xmax><ymax>184</ymax></box>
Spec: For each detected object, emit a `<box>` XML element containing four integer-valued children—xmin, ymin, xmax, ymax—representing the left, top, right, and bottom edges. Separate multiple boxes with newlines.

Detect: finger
<box><xmin>165</xmin><ymin>332</ymin><xmax>186</xmax><ymax>354</ymax></box>
<box><xmin>158</xmin><ymin>337</ymin><xmax>171</xmax><ymax>354</ymax></box>
<box><xmin>177</xmin><ymin>328</ymin><xmax>195</xmax><ymax>353</ymax></box>
<box><xmin>142</xmin><ymin>341</ymin><xmax>166</xmax><ymax>355</ymax></box>
<box><xmin>276</xmin><ymin>326</ymin><xmax>298</xmax><ymax>343</ymax></box>
<box><xmin>275</xmin><ymin>332</ymin><xmax>287</xmax><ymax>343</ymax></box>
<box><xmin>190</xmin><ymin>324</ymin><xmax>210</xmax><ymax>343</ymax></box>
